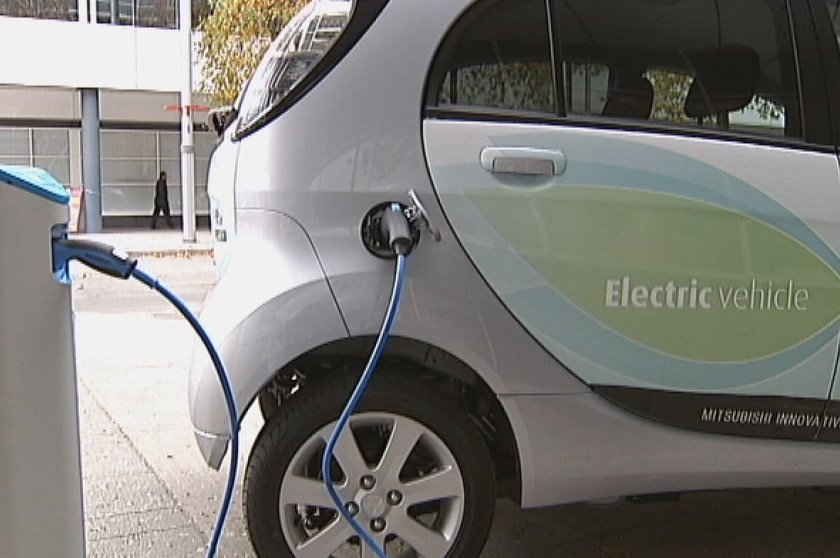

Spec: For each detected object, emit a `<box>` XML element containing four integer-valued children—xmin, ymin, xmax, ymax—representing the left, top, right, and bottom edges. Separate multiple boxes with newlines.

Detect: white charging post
<box><xmin>0</xmin><ymin>166</ymin><xmax>85</xmax><ymax>557</ymax></box>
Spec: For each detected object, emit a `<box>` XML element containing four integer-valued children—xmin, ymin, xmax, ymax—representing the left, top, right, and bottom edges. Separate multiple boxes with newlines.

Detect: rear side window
<box><xmin>237</xmin><ymin>1</ymin><xmax>353</xmax><ymax>136</ymax></box>
<box><xmin>428</xmin><ymin>0</ymin><xmax>556</xmax><ymax>115</ymax></box>
<box><xmin>428</xmin><ymin>0</ymin><xmax>802</xmax><ymax>141</ymax></box>
<box><xmin>235</xmin><ymin>0</ymin><xmax>388</xmax><ymax>139</ymax></box>
<box><xmin>557</xmin><ymin>0</ymin><xmax>801</xmax><ymax>139</ymax></box>
<box><xmin>829</xmin><ymin>0</ymin><xmax>840</xmax><ymax>31</ymax></box>
<box><xmin>823</xmin><ymin>1</ymin><xmax>840</xmax><ymax>49</ymax></box>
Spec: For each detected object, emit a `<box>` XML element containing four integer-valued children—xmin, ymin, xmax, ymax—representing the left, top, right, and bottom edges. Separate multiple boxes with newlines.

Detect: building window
<box><xmin>0</xmin><ymin>127</ymin><xmax>70</xmax><ymax>187</ymax></box>
<box><xmin>96</xmin><ymin>0</ymin><xmax>175</xmax><ymax>27</ymax></box>
<box><xmin>0</xmin><ymin>126</ymin><xmax>212</xmax><ymax>216</ymax></box>
<box><xmin>0</xmin><ymin>0</ymin><xmax>77</xmax><ymax>21</ymax></box>
<box><xmin>33</xmin><ymin>129</ymin><xmax>71</xmax><ymax>186</ymax></box>
<box><xmin>0</xmin><ymin>0</ymin><xmax>208</xmax><ymax>27</ymax></box>
<box><xmin>100</xmin><ymin>129</ymin><xmax>213</xmax><ymax>216</ymax></box>
<box><xmin>94</xmin><ymin>0</ymin><xmax>209</xmax><ymax>28</ymax></box>
<box><xmin>0</xmin><ymin>129</ymin><xmax>31</xmax><ymax>165</ymax></box>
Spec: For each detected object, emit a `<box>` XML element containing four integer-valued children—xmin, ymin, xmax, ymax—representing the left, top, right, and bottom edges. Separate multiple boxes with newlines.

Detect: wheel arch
<box><xmin>256</xmin><ymin>335</ymin><xmax>522</xmax><ymax>501</ymax></box>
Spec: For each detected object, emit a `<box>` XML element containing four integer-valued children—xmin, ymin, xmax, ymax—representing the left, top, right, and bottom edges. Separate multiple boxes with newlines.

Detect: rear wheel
<box><xmin>243</xmin><ymin>374</ymin><xmax>496</xmax><ymax>558</ymax></box>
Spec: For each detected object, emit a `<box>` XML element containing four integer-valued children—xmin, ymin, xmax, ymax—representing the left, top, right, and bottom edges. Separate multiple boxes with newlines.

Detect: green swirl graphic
<box><xmin>469</xmin><ymin>185</ymin><xmax>840</xmax><ymax>362</ymax></box>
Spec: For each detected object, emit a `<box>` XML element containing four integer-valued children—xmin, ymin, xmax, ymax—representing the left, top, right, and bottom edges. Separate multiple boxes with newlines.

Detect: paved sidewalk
<box><xmin>74</xmin><ymin>228</ymin><xmax>214</xmax><ymax>258</ymax></box>
<box><xmin>80</xmin><ymin>378</ymin><xmax>208</xmax><ymax>557</ymax></box>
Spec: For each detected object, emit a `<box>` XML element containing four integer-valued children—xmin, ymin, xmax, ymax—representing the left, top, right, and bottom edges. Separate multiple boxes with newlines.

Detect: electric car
<box><xmin>191</xmin><ymin>0</ymin><xmax>840</xmax><ymax>556</ymax></box>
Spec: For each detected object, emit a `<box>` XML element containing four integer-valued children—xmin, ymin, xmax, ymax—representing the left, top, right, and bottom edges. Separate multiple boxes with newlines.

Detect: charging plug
<box><xmin>52</xmin><ymin>237</ymin><xmax>137</xmax><ymax>281</ymax></box>
<box><xmin>381</xmin><ymin>203</ymin><xmax>413</xmax><ymax>255</ymax></box>
<box><xmin>361</xmin><ymin>202</ymin><xmax>420</xmax><ymax>258</ymax></box>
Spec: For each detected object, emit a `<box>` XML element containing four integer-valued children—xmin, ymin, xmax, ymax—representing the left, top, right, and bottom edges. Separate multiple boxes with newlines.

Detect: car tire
<box><xmin>243</xmin><ymin>372</ymin><xmax>496</xmax><ymax>558</ymax></box>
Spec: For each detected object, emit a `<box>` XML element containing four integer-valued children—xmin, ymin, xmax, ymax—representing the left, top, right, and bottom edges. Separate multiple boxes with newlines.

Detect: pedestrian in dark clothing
<box><xmin>151</xmin><ymin>171</ymin><xmax>173</xmax><ymax>229</ymax></box>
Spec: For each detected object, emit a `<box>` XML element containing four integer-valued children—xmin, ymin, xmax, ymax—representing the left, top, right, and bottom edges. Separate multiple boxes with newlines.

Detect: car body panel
<box><xmin>206</xmin><ymin>126</ymin><xmax>239</xmax><ymax>273</ymax></box>
<box><xmin>504</xmin><ymin>392</ymin><xmax>840</xmax><ymax>507</ymax></box>
<box><xmin>189</xmin><ymin>208</ymin><xmax>348</xmax><ymax>466</ymax></box>
<box><xmin>425</xmin><ymin>120</ymin><xmax>840</xmax><ymax>398</ymax></box>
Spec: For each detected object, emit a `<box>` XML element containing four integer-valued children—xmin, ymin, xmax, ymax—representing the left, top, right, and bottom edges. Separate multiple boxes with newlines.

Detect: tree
<box><xmin>647</xmin><ymin>70</ymin><xmax>694</xmax><ymax>124</ymax></box>
<box><xmin>198</xmin><ymin>0</ymin><xmax>304</xmax><ymax>107</ymax></box>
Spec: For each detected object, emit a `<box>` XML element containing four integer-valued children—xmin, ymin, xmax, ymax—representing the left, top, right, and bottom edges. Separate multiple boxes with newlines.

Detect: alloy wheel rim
<box><xmin>278</xmin><ymin>412</ymin><xmax>465</xmax><ymax>558</ymax></box>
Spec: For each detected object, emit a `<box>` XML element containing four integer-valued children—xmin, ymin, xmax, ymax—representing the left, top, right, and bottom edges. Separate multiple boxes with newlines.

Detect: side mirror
<box><xmin>207</xmin><ymin>105</ymin><xmax>237</xmax><ymax>137</ymax></box>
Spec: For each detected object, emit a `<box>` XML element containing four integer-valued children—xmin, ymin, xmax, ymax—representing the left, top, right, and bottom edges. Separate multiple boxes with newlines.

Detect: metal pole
<box><xmin>179</xmin><ymin>0</ymin><xmax>196</xmax><ymax>242</ymax></box>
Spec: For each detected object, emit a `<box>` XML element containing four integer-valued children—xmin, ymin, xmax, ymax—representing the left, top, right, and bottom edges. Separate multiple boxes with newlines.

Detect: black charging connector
<box><xmin>361</xmin><ymin>202</ymin><xmax>420</xmax><ymax>258</ymax></box>
<box><xmin>52</xmin><ymin>237</ymin><xmax>137</xmax><ymax>280</ymax></box>
<box><xmin>381</xmin><ymin>203</ymin><xmax>413</xmax><ymax>255</ymax></box>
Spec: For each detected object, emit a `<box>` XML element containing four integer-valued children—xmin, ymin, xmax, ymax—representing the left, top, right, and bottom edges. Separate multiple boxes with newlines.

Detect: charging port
<box><xmin>361</xmin><ymin>202</ymin><xmax>420</xmax><ymax>258</ymax></box>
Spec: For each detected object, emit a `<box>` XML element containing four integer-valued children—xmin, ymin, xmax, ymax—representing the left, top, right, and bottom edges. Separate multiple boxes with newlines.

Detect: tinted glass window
<box><xmin>824</xmin><ymin>1</ymin><xmax>840</xmax><ymax>44</ymax></box>
<box><xmin>429</xmin><ymin>0</ymin><xmax>555</xmax><ymax>115</ymax></box>
<box><xmin>556</xmin><ymin>0</ymin><xmax>800</xmax><ymax>138</ymax></box>
<box><xmin>237</xmin><ymin>2</ymin><xmax>355</xmax><ymax>135</ymax></box>
<box><xmin>0</xmin><ymin>128</ymin><xmax>70</xmax><ymax>186</ymax></box>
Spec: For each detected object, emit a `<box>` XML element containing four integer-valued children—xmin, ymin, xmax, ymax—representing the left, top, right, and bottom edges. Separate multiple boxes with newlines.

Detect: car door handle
<box><xmin>480</xmin><ymin>147</ymin><xmax>567</xmax><ymax>176</ymax></box>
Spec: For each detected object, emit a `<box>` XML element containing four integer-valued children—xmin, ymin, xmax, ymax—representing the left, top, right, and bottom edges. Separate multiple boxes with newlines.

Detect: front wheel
<box><xmin>243</xmin><ymin>374</ymin><xmax>496</xmax><ymax>558</ymax></box>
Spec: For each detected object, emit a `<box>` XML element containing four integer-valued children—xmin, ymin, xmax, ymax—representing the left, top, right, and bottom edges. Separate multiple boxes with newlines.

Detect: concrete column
<box><xmin>81</xmin><ymin>88</ymin><xmax>103</xmax><ymax>233</ymax></box>
<box><xmin>77</xmin><ymin>0</ymin><xmax>88</xmax><ymax>23</ymax></box>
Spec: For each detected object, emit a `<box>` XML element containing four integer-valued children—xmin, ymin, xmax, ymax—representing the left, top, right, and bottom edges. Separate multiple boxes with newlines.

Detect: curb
<box><xmin>72</xmin><ymin>231</ymin><xmax>215</xmax><ymax>260</ymax></box>
<box><xmin>127</xmin><ymin>247</ymin><xmax>214</xmax><ymax>259</ymax></box>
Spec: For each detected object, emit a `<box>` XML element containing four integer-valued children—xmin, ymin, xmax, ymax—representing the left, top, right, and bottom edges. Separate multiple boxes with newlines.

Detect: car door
<box><xmin>423</xmin><ymin>0</ymin><xmax>840</xmax><ymax>441</ymax></box>
<box><xmin>813</xmin><ymin>0</ymin><xmax>840</xmax><ymax>440</ymax></box>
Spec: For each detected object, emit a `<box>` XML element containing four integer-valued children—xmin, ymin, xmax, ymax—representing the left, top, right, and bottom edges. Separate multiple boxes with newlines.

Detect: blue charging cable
<box><xmin>130</xmin><ymin>267</ymin><xmax>240</xmax><ymax>558</ymax></box>
<box><xmin>320</xmin><ymin>203</ymin><xmax>415</xmax><ymax>558</ymax></box>
<box><xmin>321</xmin><ymin>251</ymin><xmax>407</xmax><ymax>558</ymax></box>
<box><xmin>51</xmin><ymin>236</ymin><xmax>240</xmax><ymax>558</ymax></box>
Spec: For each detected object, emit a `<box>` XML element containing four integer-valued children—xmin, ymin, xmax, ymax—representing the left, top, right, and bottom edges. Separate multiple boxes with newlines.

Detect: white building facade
<box><xmin>0</xmin><ymin>0</ymin><xmax>215</xmax><ymax>229</ymax></box>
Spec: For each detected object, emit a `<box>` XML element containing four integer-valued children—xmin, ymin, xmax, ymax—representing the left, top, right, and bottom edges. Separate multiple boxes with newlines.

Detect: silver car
<box><xmin>192</xmin><ymin>0</ymin><xmax>840</xmax><ymax>556</ymax></box>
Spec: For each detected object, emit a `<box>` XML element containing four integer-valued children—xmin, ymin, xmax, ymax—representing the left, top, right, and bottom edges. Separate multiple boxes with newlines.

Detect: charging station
<box><xmin>0</xmin><ymin>166</ymin><xmax>85</xmax><ymax>557</ymax></box>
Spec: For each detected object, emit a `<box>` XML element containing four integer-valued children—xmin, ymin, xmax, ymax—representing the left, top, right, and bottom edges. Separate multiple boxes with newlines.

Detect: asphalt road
<box><xmin>73</xmin><ymin>254</ymin><xmax>840</xmax><ymax>558</ymax></box>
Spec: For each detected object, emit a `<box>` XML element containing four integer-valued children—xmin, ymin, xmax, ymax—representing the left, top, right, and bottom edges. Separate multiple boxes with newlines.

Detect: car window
<box><xmin>556</xmin><ymin>0</ymin><xmax>801</xmax><ymax>139</ymax></box>
<box><xmin>827</xmin><ymin>0</ymin><xmax>840</xmax><ymax>39</ymax></box>
<box><xmin>824</xmin><ymin>0</ymin><xmax>840</xmax><ymax>54</ymax></box>
<box><xmin>429</xmin><ymin>0</ymin><xmax>556</xmax><ymax>115</ymax></box>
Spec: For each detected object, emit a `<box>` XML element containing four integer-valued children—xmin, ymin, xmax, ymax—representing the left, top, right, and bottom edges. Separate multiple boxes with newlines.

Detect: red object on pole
<box><xmin>164</xmin><ymin>104</ymin><xmax>210</xmax><ymax>113</ymax></box>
